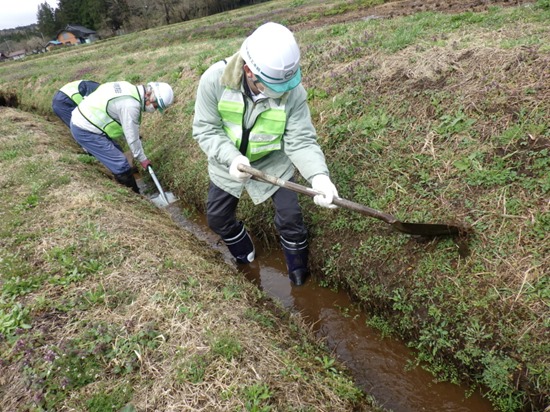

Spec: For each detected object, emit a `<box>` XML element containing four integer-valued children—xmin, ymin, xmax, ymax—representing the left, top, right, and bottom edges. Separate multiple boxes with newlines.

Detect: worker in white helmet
<box><xmin>52</xmin><ymin>79</ymin><xmax>100</xmax><ymax>128</ymax></box>
<box><xmin>192</xmin><ymin>22</ymin><xmax>339</xmax><ymax>286</ymax></box>
<box><xmin>70</xmin><ymin>81</ymin><xmax>174</xmax><ymax>193</ymax></box>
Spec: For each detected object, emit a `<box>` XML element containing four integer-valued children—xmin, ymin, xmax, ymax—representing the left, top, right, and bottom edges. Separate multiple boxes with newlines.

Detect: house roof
<box><xmin>58</xmin><ymin>24</ymin><xmax>97</xmax><ymax>38</ymax></box>
<box><xmin>8</xmin><ymin>50</ymin><xmax>26</xmax><ymax>57</ymax></box>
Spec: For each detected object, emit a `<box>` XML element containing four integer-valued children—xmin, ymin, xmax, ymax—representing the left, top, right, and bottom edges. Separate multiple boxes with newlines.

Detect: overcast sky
<box><xmin>0</xmin><ymin>0</ymin><xmax>59</xmax><ymax>30</ymax></box>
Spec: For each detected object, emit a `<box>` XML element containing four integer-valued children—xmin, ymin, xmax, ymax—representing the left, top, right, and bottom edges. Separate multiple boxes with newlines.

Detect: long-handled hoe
<box><xmin>238</xmin><ymin>164</ymin><xmax>468</xmax><ymax>237</ymax></box>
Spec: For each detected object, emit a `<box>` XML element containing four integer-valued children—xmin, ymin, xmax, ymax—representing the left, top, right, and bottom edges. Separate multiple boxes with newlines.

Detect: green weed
<box><xmin>245</xmin><ymin>308</ymin><xmax>274</xmax><ymax>328</ymax></box>
<box><xmin>365</xmin><ymin>315</ymin><xmax>394</xmax><ymax>338</ymax></box>
<box><xmin>126</xmin><ymin>74</ymin><xmax>142</xmax><ymax>83</ymax></box>
<box><xmin>481</xmin><ymin>353</ymin><xmax>524</xmax><ymax>411</ymax></box>
<box><xmin>436</xmin><ymin>109</ymin><xmax>476</xmax><ymax>138</ymax></box>
<box><xmin>85</xmin><ymin>384</ymin><xmax>133</xmax><ymax>411</ymax></box>
<box><xmin>210</xmin><ymin>333</ymin><xmax>242</xmax><ymax>361</ymax></box>
<box><xmin>221</xmin><ymin>283</ymin><xmax>242</xmax><ymax>300</ymax></box>
<box><xmin>176</xmin><ymin>354</ymin><xmax>210</xmax><ymax>383</ymax></box>
<box><xmin>16</xmin><ymin>193</ymin><xmax>40</xmax><ymax>210</ymax></box>
<box><xmin>25</xmin><ymin>321</ymin><xmax>163</xmax><ymax>409</ymax></box>
<box><xmin>0</xmin><ymin>303</ymin><xmax>31</xmax><ymax>337</ymax></box>
<box><xmin>0</xmin><ymin>149</ymin><xmax>19</xmax><ymax>160</ymax></box>
<box><xmin>316</xmin><ymin>355</ymin><xmax>338</xmax><ymax>374</ymax></box>
<box><xmin>77</xmin><ymin>153</ymin><xmax>99</xmax><ymax>164</ymax></box>
<box><xmin>81</xmin><ymin>285</ymin><xmax>107</xmax><ymax>306</ymax></box>
<box><xmin>2</xmin><ymin>275</ymin><xmax>44</xmax><ymax>299</ymax></box>
<box><xmin>243</xmin><ymin>383</ymin><xmax>273</xmax><ymax>412</ymax></box>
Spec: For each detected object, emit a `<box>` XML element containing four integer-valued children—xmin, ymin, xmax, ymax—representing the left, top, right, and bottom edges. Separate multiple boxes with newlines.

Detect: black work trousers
<box><xmin>206</xmin><ymin>180</ymin><xmax>308</xmax><ymax>242</ymax></box>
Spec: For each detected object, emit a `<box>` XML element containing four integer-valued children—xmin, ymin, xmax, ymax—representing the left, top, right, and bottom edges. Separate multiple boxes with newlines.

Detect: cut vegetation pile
<box><xmin>0</xmin><ymin>0</ymin><xmax>548</xmax><ymax>411</ymax></box>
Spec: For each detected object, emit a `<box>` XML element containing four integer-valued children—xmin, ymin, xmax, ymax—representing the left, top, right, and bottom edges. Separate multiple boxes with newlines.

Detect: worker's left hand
<box><xmin>140</xmin><ymin>159</ymin><xmax>152</xmax><ymax>170</ymax></box>
<box><xmin>229</xmin><ymin>155</ymin><xmax>252</xmax><ymax>183</ymax></box>
<box><xmin>311</xmin><ymin>174</ymin><xmax>338</xmax><ymax>209</ymax></box>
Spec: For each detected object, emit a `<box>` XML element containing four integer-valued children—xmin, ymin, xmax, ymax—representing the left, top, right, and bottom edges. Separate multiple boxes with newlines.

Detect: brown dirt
<box><xmin>294</xmin><ymin>0</ymin><xmax>533</xmax><ymax>31</ymax></box>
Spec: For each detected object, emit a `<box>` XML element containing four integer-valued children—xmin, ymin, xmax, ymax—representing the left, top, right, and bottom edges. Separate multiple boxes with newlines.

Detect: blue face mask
<box><xmin>253</xmin><ymin>75</ymin><xmax>284</xmax><ymax>99</ymax></box>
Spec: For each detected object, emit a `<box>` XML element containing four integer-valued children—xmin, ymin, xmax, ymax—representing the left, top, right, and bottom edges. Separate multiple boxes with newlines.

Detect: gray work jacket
<box><xmin>192</xmin><ymin>52</ymin><xmax>329</xmax><ymax>205</ymax></box>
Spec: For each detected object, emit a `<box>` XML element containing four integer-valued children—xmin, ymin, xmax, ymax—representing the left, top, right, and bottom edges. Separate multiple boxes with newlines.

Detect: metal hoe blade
<box><xmin>148</xmin><ymin>165</ymin><xmax>177</xmax><ymax>207</ymax></box>
<box><xmin>151</xmin><ymin>191</ymin><xmax>178</xmax><ymax>208</ymax></box>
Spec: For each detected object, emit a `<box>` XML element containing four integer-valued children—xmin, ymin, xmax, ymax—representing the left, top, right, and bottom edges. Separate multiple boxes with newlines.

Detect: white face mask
<box><xmin>145</xmin><ymin>103</ymin><xmax>156</xmax><ymax>113</ymax></box>
<box><xmin>261</xmin><ymin>87</ymin><xmax>284</xmax><ymax>99</ymax></box>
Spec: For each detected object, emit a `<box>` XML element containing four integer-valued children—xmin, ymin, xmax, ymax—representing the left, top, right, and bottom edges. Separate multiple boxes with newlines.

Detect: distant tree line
<box><xmin>0</xmin><ymin>0</ymin><xmax>268</xmax><ymax>54</ymax></box>
<box><xmin>0</xmin><ymin>26</ymin><xmax>45</xmax><ymax>54</ymax></box>
<box><xmin>36</xmin><ymin>0</ymin><xmax>269</xmax><ymax>38</ymax></box>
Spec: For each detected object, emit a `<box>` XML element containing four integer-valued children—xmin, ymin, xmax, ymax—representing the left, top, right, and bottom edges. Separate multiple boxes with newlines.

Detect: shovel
<box><xmin>147</xmin><ymin>165</ymin><xmax>177</xmax><ymax>207</ymax></box>
<box><xmin>237</xmin><ymin>164</ymin><xmax>466</xmax><ymax>237</ymax></box>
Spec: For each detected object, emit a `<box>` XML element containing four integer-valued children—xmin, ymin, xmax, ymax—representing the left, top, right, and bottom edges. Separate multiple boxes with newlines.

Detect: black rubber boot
<box><xmin>223</xmin><ymin>222</ymin><xmax>255</xmax><ymax>264</ymax></box>
<box><xmin>114</xmin><ymin>170</ymin><xmax>140</xmax><ymax>193</ymax></box>
<box><xmin>281</xmin><ymin>236</ymin><xmax>309</xmax><ymax>286</ymax></box>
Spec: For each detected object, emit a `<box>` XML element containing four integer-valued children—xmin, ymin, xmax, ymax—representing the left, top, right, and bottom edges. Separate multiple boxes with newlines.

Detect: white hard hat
<box><xmin>147</xmin><ymin>82</ymin><xmax>174</xmax><ymax>113</ymax></box>
<box><xmin>240</xmin><ymin>22</ymin><xmax>301</xmax><ymax>93</ymax></box>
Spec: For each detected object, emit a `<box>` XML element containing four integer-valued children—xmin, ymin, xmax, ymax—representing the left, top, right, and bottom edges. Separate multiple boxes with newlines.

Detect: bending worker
<box><xmin>70</xmin><ymin>81</ymin><xmax>174</xmax><ymax>193</ymax></box>
<box><xmin>192</xmin><ymin>22</ymin><xmax>339</xmax><ymax>286</ymax></box>
<box><xmin>52</xmin><ymin>79</ymin><xmax>100</xmax><ymax>127</ymax></box>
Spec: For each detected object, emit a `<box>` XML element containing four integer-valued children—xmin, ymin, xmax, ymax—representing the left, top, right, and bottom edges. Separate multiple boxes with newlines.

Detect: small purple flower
<box><xmin>15</xmin><ymin>339</ymin><xmax>26</xmax><ymax>352</ymax></box>
<box><xmin>44</xmin><ymin>350</ymin><xmax>56</xmax><ymax>362</ymax></box>
<box><xmin>61</xmin><ymin>377</ymin><xmax>70</xmax><ymax>389</ymax></box>
<box><xmin>33</xmin><ymin>391</ymin><xmax>44</xmax><ymax>404</ymax></box>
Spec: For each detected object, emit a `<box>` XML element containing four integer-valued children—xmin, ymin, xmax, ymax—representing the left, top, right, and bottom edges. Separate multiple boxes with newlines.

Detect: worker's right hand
<box><xmin>140</xmin><ymin>159</ymin><xmax>152</xmax><ymax>170</ymax></box>
<box><xmin>229</xmin><ymin>155</ymin><xmax>252</xmax><ymax>183</ymax></box>
<box><xmin>311</xmin><ymin>174</ymin><xmax>339</xmax><ymax>209</ymax></box>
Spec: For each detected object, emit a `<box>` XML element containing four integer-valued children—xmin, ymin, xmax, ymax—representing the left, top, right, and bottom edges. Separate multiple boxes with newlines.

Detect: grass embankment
<box><xmin>0</xmin><ymin>0</ymin><xmax>548</xmax><ymax>410</ymax></box>
<box><xmin>0</xmin><ymin>107</ymin><xmax>377</xmax><ymax>411</ymax></box>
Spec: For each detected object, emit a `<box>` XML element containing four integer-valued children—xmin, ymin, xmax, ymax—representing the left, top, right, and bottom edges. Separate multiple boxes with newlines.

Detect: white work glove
<box><xmin>229</xmin><ymin>155</ymin><xmax>251</xmax><ymax>183</ymax></box>
<box><xmin>311</xmin><ymin>174</ymin><xmax>338</xmax><ymax>209</ymax></box>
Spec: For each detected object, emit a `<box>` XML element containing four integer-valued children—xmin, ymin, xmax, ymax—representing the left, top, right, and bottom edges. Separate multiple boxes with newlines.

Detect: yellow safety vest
<box><xmin>77</xmin><ymin>81</ymin><xmax>141</xmax><ymax>138</ymax></box>
<box><xmin>60</xmin><ymin>80</ymin><xmax>84</xmax><ymax>105</ymax></box>
<box><xmin>218</xmin><ymin>88</ymin><xmax>287</xmax><ymax>162</ymax></box>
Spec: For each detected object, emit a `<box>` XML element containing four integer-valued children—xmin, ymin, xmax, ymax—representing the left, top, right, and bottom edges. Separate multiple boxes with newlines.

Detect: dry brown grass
<box><xmin>0</xmin><ymin>107</ymin><xmax>378</xmax><ymax>411</ymax></box>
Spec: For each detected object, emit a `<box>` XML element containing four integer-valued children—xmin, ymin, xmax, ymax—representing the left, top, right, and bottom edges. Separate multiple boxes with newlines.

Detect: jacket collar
<box><xmin>220</xmin><ymin>51</ymin><xmax>290</xmax><ymax>104</ymax></box>
<box><xmin>221</xmin><ymin>52</ymin><xmax>246</xmax><ymax>90</ymax></box>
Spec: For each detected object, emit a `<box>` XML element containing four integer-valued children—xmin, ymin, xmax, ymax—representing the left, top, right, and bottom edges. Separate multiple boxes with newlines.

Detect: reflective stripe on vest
<box><xmin>77</xmin><ymin>81</ymin><xmax>141</xmax><ymax>138</ymax></box>
<box><xmin>60</xmin><ymin>80</ymin><xmax>84</xmax><ymax>105</ymax></box>
<box><xmin>218</xmin><ymin>88</ymin><xmax>286</xmax><ymax>162</ymax></box>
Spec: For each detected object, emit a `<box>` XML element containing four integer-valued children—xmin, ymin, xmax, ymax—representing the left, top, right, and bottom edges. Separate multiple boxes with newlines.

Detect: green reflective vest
<box><xmin>60</xmin><ymin>80</ymin><xmax>84</xmax><ymax>105</ymax></box>
<box><xmin>77</xmin><ymin>81</ymin><xmax>141</xmax><ymax>138</ymax></box>
<box><xmin>217</xmin><ymin>88</ymin><xmax>287</xmax><ymax>162</ymax></box>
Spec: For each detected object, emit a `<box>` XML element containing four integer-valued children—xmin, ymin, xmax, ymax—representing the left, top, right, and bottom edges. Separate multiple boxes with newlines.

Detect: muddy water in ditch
<box><xmin>158</xmin><ymin>200</ymin><xmax>494</xmax><ymax>412</ymax></box>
